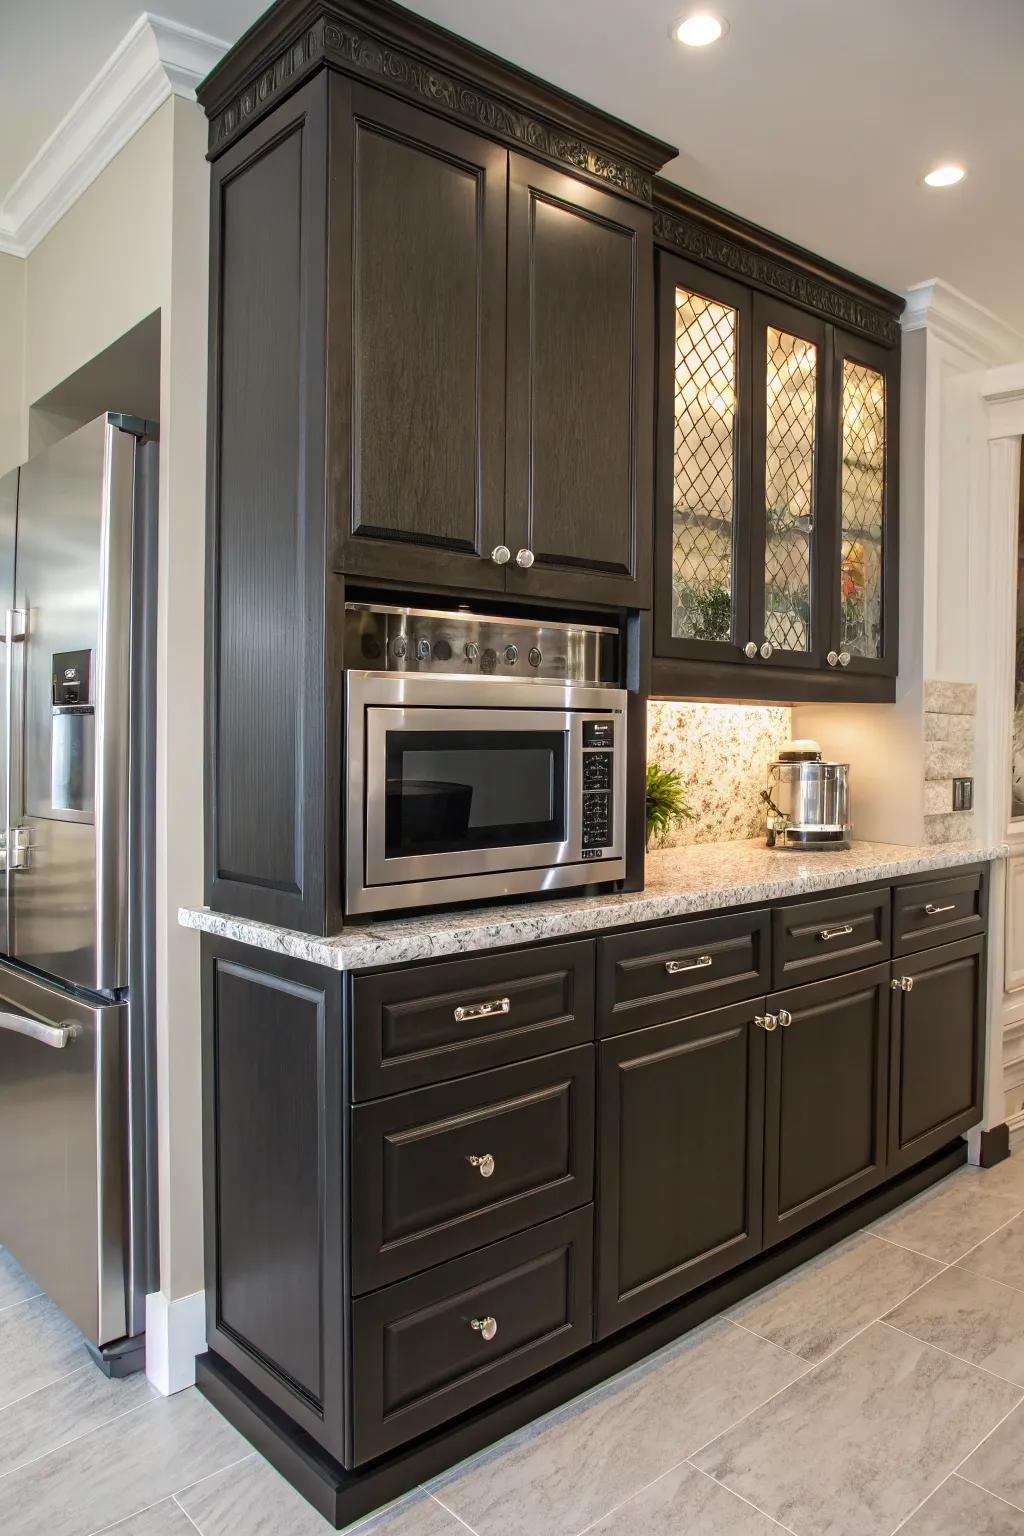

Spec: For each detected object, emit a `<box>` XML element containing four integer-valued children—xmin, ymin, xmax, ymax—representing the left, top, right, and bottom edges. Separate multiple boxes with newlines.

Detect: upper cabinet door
<box><xmin>505</xmin><ymin>156</ymin><xmax>653</xmax><ymax>606</ymax></box>
<box><xmin>328</xmin><ymin>82</ymin><xmax>508</xmax><ymax>589</ymax></box>
<box><xmin>654</xmin><ymin>255</ymin><xmax>752</xmax><ymax>663</ymax></box>
<box><xmin>829</xmin><ymin>330</ymin><xmax>899</xmax><ymax>677</ymax></box>
<box><xmin>749</xmin><ymin>296</ymin><xmax>830</xmax><ymax>671</ymax></box>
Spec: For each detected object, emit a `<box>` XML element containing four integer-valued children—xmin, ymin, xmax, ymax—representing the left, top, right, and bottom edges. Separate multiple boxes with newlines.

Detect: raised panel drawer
<box><xmin>893</xmin><ymin>870</ymin><xmax>985</xmax><ymax>957</ymax></box>
<box><xmin>351</xmin><ymin>1046</ymin><xmax>594</xmax><ymax>1291</ymax></box>
<box><xmin>597</xmin><ymin>911</ymin><xmax>770</xmax><ymax>1036</ymax></box>
<box><xmin>351</xmin><ymin>1207</ymin><xmax>593</xmax><ymax>1463</ymax></box>
<box><xmin>351</xmin><ymin>939</ymin><xmax>595</xmax><ymax>1099</ymax></box>
<box><xmin>772</xmin><ymin>887</ymin><xmax>891</xmax><ymax>986</ymax></box>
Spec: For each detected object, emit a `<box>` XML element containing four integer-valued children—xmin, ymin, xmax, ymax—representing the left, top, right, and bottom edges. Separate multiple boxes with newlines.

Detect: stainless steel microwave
<box><xmin>344</xmin><ymin>605</ymin><xmax>627</xmax><ymax>916</ymax></box>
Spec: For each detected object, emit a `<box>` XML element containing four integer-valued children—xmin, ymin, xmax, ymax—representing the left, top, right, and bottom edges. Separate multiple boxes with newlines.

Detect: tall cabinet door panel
<box><xmin>505</xmin><ymin>156</ymin><xmax>653</xmax><ymax>606</ymax></box>
<box><xmin>889</xmin><ymin>937</ymin><xmax>984</xmax><ymax>1174</ymax></box>
<box><xmin>654</xmin><ymin>256</ymin><xmax>753</xmax><ymax>664</ymax></box>
<box><xmin>830</xmin><ymin>330</ymin><xmax>899</xmax><ymax>678</ymax></box>
<box><xmin>328</xmin><ymin>81</ymin><xmax>508</xmax><ymax>589</ymax></box>
<box><xmin>764</xmin><ymin>964</ymin><xmax>889</xmax><ymax>1246</ymax></box>
<box><xmin>750</xmin><ymin>296</ymin><xmax>830</xmax><ymax>672</ymax></box>
<box><xmin>597</xmin><ymin>999</ymin><xmax>765</xmax><ymax>1337</ymax></box>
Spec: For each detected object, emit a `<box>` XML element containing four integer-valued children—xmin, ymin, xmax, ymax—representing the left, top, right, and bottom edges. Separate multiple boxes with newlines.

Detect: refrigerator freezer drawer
<box><xmin>0</xmin><ymin>961</ymin><xmax>127</xmax><ymax>1346</ymax></box>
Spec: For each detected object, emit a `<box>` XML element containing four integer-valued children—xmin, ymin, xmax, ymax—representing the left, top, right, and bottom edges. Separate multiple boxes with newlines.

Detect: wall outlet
<box><xmin>953</xmin><ymin>777</ymin><xmax>974</xmax><ymax>812</ymax></box>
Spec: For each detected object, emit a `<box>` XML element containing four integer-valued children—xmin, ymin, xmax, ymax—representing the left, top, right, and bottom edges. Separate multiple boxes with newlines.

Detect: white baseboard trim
<box><xmin>146</xmin><ymin>1289</ymin><xmax>207</xmax><ymax>1396</ymax></box>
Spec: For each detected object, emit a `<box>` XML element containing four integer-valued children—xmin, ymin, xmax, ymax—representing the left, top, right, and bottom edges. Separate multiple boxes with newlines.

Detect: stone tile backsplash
<box><xmin>922</xmin><ymin>680</ymin><xmax>976</xmax><ymax>844</ymax></box>
<box><xmin>647</xmin><ymin>701</ymin><xmax>791</xmax><ymax>848</ymax></box>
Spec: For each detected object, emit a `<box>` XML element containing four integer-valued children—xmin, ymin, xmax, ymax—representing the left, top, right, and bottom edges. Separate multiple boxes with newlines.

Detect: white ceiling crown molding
<box><xmin>902</xmin><ymin>278</ymin><xmax>1024</xmax><ymax>367</ymax></box>
<box><xmin>0</xmin><ymin>12</ymin><xmax>227</xmax><ymax>259</ymax></box>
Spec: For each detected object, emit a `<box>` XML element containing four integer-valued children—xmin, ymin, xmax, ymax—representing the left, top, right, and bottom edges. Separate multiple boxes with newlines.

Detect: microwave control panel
<box><xmin>581</xmin><ymin>719</ymin><xmax>614</xmax><ymax>854</ymax></box>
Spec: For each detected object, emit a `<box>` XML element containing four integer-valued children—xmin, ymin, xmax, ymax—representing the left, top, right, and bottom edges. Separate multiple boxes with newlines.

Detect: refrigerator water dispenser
<box><xmin>51</xmin><ymin>648</ymin><xmax>94</xmax><ymax>814</ymax></box>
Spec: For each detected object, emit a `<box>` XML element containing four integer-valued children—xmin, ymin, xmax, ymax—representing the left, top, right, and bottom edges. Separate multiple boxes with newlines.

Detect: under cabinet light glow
<box><xmin>923</xmin><ymin>163</ymin><xmax>966</xmax><ymax>187</ymax></box>
<box><xmin>671</xmin><ymin>12</ymin><xmax>728</xmax><ymax>46</ymax></box>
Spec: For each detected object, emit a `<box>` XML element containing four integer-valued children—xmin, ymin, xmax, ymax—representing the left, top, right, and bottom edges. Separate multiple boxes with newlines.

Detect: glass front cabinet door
<box><xmin>655</xmin><ymin>250</ymin><xmax>898</xmax><ymax>694</ymax></box>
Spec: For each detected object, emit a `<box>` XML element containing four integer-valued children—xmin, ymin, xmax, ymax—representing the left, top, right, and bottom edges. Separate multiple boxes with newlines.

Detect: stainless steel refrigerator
<box><xmin>0</xmin><ymin>413</ymin><xmax>157</xmax><ymax>1374</ymax></box>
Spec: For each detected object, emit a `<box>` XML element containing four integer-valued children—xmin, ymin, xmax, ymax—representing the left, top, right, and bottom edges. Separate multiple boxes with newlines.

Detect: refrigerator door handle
<box><xmin>0</xmin><ymin>1009</ymin><xmax>80</xmax><ymax>1049</ymax></box>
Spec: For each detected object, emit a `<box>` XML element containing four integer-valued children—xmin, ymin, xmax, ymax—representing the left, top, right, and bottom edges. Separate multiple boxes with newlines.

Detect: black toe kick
<box><xmin>196</xmin><ymin>1140</ymin><xmax>965</xmax><ymax>1531</ymax></box>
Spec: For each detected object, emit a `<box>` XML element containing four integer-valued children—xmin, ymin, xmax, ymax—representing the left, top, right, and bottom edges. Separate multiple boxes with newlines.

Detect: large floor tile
<box><xmin>98</xmin><ymin>1501</ymin><xmax>199</xmax><ymax>1536</ymax></box>
<box><xmin>0</xmin><ymin>1386</ymin><xmax>248</xmax><ymax>1536</ymax></box>
<box><xmin>0</xmin><ymin>1293</ymin><xmax>87</xmax><ymax>1411</ymax></box>
<box><xmin>897</xmin><ymin>1474</ymin><xmax>1024</xmax><ymax>1534</ymax></box>
<box><xmin>0</xmin><ymin>1362</ymin><xmax>156</xmax><ymax>1477</ymax></box>
<box><xmin>177</xmin><ymin>1451</ymin><xmax>461</xmax><ymax>1536</ymax></box>
<box><xmin>960</xmin><ymin>1402</ymin><xmax>1024</xmax><ymax>1511</ymax></box>
<box><xmin>961</xmin><ymin>1156</ymin><xmax>1024</xmax><ymax>1203</ymax></box>
<box><xmin>692</xmin><ymin>1322</ymin><xmax>1021</xmax><ymax>1536</ymax></box>
<box><xmin>431</xmin><ymin>1318</ymin><xmax>807</xmax><ymax>1536</ymax></box>
<box><xmin>959</xmin><ymin>1215</ymin><xmax>1024</xmax><ymax>1292</ymax></box>
<box><xmin>588</xmin><ymin>1462</ymin><xmax>782</xmax><ymax>1534</ymax></box>
<box><xmin>870</xmin><ymin>1177</ymin><xmax>1023</xmax><ymax>1263</ymax></box>
<box><xmin>885</xmin><ymin>1266</ymin><xmax>1024</xmax><ymax>1386</ymax></box>
<box><xmin>0</xmin><ymin>1250</ymin><xmax>41</xmax><ymax>1313</ymax></box>
<box><xmin>731</xmin><ymin>1231</ymin><xmax>941</xmax><ymax>1362</ymax></box>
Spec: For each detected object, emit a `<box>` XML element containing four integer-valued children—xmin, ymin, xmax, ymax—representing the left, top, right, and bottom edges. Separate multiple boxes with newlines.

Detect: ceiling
<box><xmin>2</xmin><ymin>0</ymin><xmax>1023</xmax><ymax>329</ymax></box>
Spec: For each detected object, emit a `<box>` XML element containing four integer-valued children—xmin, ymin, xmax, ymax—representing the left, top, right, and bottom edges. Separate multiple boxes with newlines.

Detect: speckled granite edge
<box><xmin>178</xmin><ymin>839</ymin><xmax>1008</xmax><ymax>973</ymax></box>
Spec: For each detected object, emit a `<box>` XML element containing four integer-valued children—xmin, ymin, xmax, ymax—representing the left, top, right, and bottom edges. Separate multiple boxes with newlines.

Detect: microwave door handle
<box><xmin>0</xmin><ymin>1010</ymin><xmax>79</xmax><ymax>1049</ymax></box>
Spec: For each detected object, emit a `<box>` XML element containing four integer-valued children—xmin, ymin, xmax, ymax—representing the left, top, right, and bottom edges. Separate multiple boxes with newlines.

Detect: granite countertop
<box><xmin>178</xmin><ymin>837</ymin><xmax>1008</xmax><ymax>973</ymax></box>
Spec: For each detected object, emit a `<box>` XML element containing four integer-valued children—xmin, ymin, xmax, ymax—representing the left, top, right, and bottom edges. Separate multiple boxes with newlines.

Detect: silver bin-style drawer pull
<box><xmin>819</xmin><ymin>924</ymin><xmax>854</xmax><ymax>941</ymax></box>
<box><xmin>665</xmin><ymin>953</ymin><xmax>713</xmax><ymax>976</ymax></box>
<box><xmin>924</xmin><ymin>902</ymin><xmax>956</xmax><ymax>916</ymax></box>
<box><xmin>454</xmin><ymin>997</ymin><xmax>511</xmax><ymax>1024</ymax></box>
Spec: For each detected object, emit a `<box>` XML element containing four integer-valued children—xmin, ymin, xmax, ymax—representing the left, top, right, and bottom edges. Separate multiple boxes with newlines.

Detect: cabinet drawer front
<box><xmin>893</xmin><ymin>871</ymin><xmax>985</xmax><ymax>956</ymax></box>
<box><xmin>351</xmin><ymin>1208</ymin><xmax>593</xmax><ymax>1463</ymax></box>
<box><xmin>773</xmin><ymin>889</ymin><xmax>891</xmax><ymax>986</ymax></box>
<box><xmin>889</xmin><ymin>936</ymin><xmax>984</xmax><ymax>1173</ymax></box>
<box><xmin>351</xmin><ymin>940</ymin><xmax>595</xmax><ymax>1099</ymax></box>
<box><xmin>351</xmin><ymin>1047</ymin><xmax>594</xmax><ymax>1291</ymax></box>
<box><xmin>598</xmin><ymin>911</ymin><xmax>770</xmax><ymax>1036</ymax></box>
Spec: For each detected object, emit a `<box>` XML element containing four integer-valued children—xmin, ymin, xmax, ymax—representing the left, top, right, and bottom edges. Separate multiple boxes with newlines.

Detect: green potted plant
<box><xmin>645</xmin><ymin>761</ymin><xmax>695</xmax><ymax>851</ymax></box>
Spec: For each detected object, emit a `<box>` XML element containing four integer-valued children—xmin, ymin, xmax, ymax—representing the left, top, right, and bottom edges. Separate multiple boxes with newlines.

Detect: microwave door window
<box><xmin>384</xmin><ymin>730</ymin><xmax>567</xmax><ymax>858</ymax></box>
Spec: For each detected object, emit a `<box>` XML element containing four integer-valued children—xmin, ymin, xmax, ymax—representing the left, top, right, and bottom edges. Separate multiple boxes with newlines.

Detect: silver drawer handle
<box><xmin>467</xmin><ymin>1153</ymin><xmax>495</xmax><ymax>1178</ymax></box>
<box><xmin>891</xmin><ymin>975</ymin><xmax>915</xmax><ymax>993</ymax></box>
<box><xmin>777</xmin><ymin>1009</ymin><xmax>792</xmax><ymax>1027</ymax></box>
<box><xmin>819</xmin><ymin>924</ymin><xmax>854</xmax><ymax>941</ymax></box>
<box><xmin>924</xmin><ymin>902</ymin><xmax>955</xmax><ymax>916</ymax></box>
<box><xmin>0</xmin><ymin>1011</ymin><xmax>80</xmax><ymax>1049</ymax></box>
<box><xmin>665</xmin><ymin>954</ymin><xmax>713</xmax><ymax>976</ymax></box>
<box><xmin>454</xmin><ymin>997</ymin><xmax>510</xmax><ymax>1024</ymax></box>
<box><xmin>755</xmin><ymin>1013</ymin><xmax>778</xmax><ymax>1032</ymax></box>
<box><xmin>471</xmin><ymin>1315</ymin><xmax>498</xmax><ymax>1342</ymax></box>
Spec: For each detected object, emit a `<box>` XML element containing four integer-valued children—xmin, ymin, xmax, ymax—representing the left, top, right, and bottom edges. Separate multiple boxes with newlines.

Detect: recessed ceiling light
<box><xmin>671</xmin><ymin>11</ymin><xmax>728</xmax><ymax>47</ymax></box>
<box><xmin>923</xmin><ymin>163</ymin><xmax>966</xmax><ymax>188</ymax></box>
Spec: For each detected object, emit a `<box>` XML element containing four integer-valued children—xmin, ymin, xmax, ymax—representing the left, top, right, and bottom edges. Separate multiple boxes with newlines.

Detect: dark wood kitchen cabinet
<box><xmin>652</xmin><ymin>184</ymin><xmax>902</xmax><ymax>702</ymax></box>
<box><xmin>596</xmin><ymin>998</ymin><xmax>765</xmax><ymax>1336</ymax></box>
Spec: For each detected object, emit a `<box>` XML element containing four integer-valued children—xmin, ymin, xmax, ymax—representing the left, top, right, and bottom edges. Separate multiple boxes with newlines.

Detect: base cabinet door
<box><xmin>764</xmin><ymin>964</ymin><xmax>890</xmax><ymax>1246</ymax></box>
<box><xmin>597</xmin><ymin>999</ymin><xmax>765</xmax><ymax>1337</ymax></box>
<box><xmin>889</xmin><ymin>937</ymin><xmax>984</xmax><ymax>1173</ymax></box>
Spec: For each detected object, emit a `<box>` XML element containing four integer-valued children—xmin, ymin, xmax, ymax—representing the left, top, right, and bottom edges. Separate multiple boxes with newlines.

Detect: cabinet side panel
<box><xmin>206</xmin><ymin>81</ymin><xmax>327</xmax><ymax>929</ymax></box>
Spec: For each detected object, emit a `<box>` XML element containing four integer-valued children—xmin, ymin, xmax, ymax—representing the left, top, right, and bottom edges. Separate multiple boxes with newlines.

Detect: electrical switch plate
<box><xmin>953</xmin><ymin>777</ymin><xmax>974</xmax><ymax>812</ymax></box>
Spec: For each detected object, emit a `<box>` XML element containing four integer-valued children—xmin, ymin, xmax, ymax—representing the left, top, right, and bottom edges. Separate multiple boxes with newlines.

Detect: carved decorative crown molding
<box><xmin>653</xmin><ymin>209</ymin><xmax>902</xmax><ymax>347</ymax></box>
<box><xmin>207</xmin><ymin>13</ymin><xmax>654</xmax><ymax>201</ymax></box>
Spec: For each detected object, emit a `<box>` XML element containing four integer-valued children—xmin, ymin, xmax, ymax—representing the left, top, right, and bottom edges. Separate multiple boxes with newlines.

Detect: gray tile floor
<box><xmin>7</xmin><ymin>1157</ymin><xmax>1024</xmax><ymax>1534</ymax></box>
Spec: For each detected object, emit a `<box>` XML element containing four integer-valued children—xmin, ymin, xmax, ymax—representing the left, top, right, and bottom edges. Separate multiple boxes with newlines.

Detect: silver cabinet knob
<box><xmin>471</xmin><ymin>1315</ymin><xmax>498</xmax><ymax>1341</ymax></box>
<box><xmin>890</xmin><ymin>976</ymin><xmax>915</xmax><ymax>993</ymax></box>
<box><xmin>776</xmin><ymin>1009</ymin><xmax>792</xmax><ymax>1028</ymax></box>
<box><xmin>515</xmin><ymin>548</ymin><xmax>535</xmax><ymax>569</ymax></box>
<box><xmin>467</xmin><ymin>1153</ymin><xmax>495</xmax><ymax>1178</ymax></box>
<box><xmin>838</xmin><ymin>651</ymin><xmax>851</xmax><ymax>667</ymax></box>
<box><xmin>755</xmin><ymin>1013</ymin><xmax>778</xmax><ymax>1031</ymax></box>
<box><xmin>743</xmin><ymin>641</ymin><xmax>759</xmax><ymax>659</ymax></box>
<box><xmin>503</xmin><ymin>645</ymin><xmax>519</xmax><ymax>665</ymax></box>
<box><xmin>491</xmin><ymin>545</ymin><xmax>511</xmax><ymax>565</ymax></box>
<box><xmin>827</xmin><ymin>650</ymin><xmax>839</xmax><ymax>667</ymax></box>
<box><xmin>759</xmin><ymin>641</ymin><xmax>774</xmax><ymax>660</ymax></box>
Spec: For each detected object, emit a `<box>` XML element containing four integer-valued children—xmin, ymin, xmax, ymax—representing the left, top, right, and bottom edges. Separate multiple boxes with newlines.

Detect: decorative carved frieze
<box><xmin>653</xmin><ymin>210</ymin><xmax>901</xmax><ymax>345</ymax></box>
<box><xmin>208</xmin><ymin>16</ymin><xmax>653</xmax><ymax>200</ymax></box>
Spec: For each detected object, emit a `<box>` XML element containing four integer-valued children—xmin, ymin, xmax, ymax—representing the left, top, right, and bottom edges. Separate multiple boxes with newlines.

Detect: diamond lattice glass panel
<box><xmin>671</xmin><ymin>289</ymin><xmax>737</xmax><ymax>642</ymax></box>
<box><xmin>763</xmin><ymin>328</ymin><xmax>816</xmax><ymax>653</ymax></box>
<box><xmin>841</xmin><ymin>361</ymin><xmax>885</xmax><ymax>659</ymax></box>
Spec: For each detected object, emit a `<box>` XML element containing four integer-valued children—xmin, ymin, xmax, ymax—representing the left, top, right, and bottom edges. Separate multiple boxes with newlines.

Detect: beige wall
<box><xmin>0</xmin><ymin>252</ymin><xmax>27</xmax><ymax>475</ymax></box>
<box><xmin>6</xmin><ymin>96</ymin><xmax>208</xmax><ymax>1303</ymax></box>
